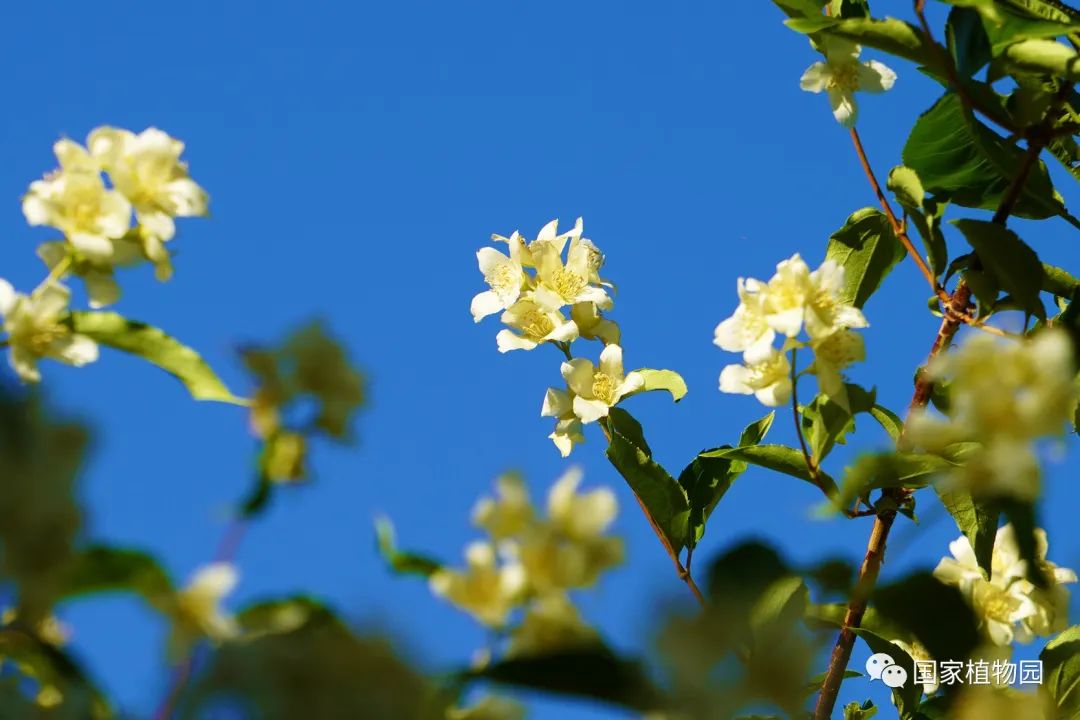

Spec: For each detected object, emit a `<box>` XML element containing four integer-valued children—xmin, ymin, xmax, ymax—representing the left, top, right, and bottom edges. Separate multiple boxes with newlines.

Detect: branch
<box><xmin>848</xmin><ymin>128</ymin><xmax>948</xmax><ymax>303</ymax></box>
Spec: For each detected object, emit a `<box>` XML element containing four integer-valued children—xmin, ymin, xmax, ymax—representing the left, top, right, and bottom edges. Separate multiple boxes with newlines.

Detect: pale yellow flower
<box><xmin>809</xmin><ymin>328</ymin><xmax>866</xmax><ymax>408</ymax></box>
<box><xmin>800</xmin><ymin>37</ymin><xmax>897</xmax><ymax>127</ymax></box>
<box><xmin>22</xmin><ymin>139</ymin><xmax>131</xmax><ymax>261</ymax></box>
<box><xmin>719</xmin><ymin>345</ymin><xmax>792</xmax><ymax>407</ymax></box>
<box><xmin>471</xmin><ymin>247</ymin><xmax>528</xmax><ymax>322</ymax></box>
<box><xmin>496</xmin><ymin>295</ymin><xmax>579</xmax><ymax>352</ymax></box>
<box><xmin>532</xmin><ymin>229</ymin><xmax>610</xmax><ymax>309</ymax></box>
<box><xmin>714</xmin><ymin>278</ymin><xmax>774</xmax><ymax>355</ymax></box>
<box><xmin>473</xmin><ymin>474</ymin><xmax>535</xmax><ymax>541</ymax></box>
<box><xmin>540</xmin><ymin>387</ymin><xmax>585</xmax><ymax>457</ymax></box>
<box><xmin>429</xmin><ymin>542</ymin><xmax>526</xmax><ymax>627</ymax></box>
<box><xmin>560</xmin><ymin>344</ymin><xmax>644</xmax><ymax>423</ymax></box>
<box><xmin>87</xmin><ymin>127</ymin><xmax>208</xmax><ymax>242</ymax></box>
<box><xmin>0</xmin><ymin>280</ymin><xmax>98</xmax><ymax>383</ymax></box>
<box><xmin>570</xmin><ymin>302</ymin><xmax>620</xmax><ymax>345</ymax></box>
<box><xmin>171</xmin><ymin>563</ymin><xmax>240</xmax><ymax>651</ymax></box>
<box><xmin>760</xmin><ymin>254</ymin><xmax>867</xmax><ymax>340</ymax></box>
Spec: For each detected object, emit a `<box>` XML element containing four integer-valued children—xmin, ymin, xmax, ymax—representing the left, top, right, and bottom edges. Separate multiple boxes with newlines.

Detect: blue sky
<box><xmin>2</xmin><ymin>1</ymin><xmax>1079</xmax><ymax>718</ymax></box>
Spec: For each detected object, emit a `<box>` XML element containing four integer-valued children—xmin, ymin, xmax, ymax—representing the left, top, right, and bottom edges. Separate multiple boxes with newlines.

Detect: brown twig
<box><xmin>848</xmin><ymin>127</ymin><xmax>948</xmax><ymax>303</ymax></box>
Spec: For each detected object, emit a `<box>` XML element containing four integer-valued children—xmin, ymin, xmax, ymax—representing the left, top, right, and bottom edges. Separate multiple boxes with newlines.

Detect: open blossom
<box><xmin>471</xmin><ymin>247</ymin><xmax>528</xmax><ymax>322</ymax></box>
<box><xmin>87</xmin><ymin>127</ymin><xmax>208</xmax><ymax>242</ymax></box>
<box><xmin>561</xmin><ymin>344</ymin><xmax>643</xmax><ymax>423</ymax></box>
<box><xmin>22</xmin><ymin>139</ymin><xmax>131</xmax><ymax>261</ymax></box>
<box><xmin>472</xmin><ymin>473</ymin><xmax>535</xmax><ymax>541</ymax></box>
<box><xmin>571</xmin><ymin>302</ymin><xmax>620</xmax><ymax>345</ymax></box>
<box><xmin>809</xmin><ymin>329</ymin><xmax>865</xmax><ymax>409</ymax></box>
<box><xmin>907</xmin><ymin>330</ymin><xmax>1076</xmax><ymax>499</ymax></box>
<box><xmin>540</xmin><ymin>387</ymin><xmax>586</xmax><ymax>457</ymax></box>
<box><xmin>934</xmin><ymin>525</ymin><xmax>1076</xmax><ymax>645</ymax></box>
<box><xmin>517</xmin><ymin>468</ymin><xmax>623</xmax><ymax>593</ymax></box>
<box><xmin>429</xmin><ymin>542</ymin><xmax>526</xmax><ymax>627</ymax></box>
<box><xmin>759</xmin><ymin>254</ymin><xmax>866</xmax><ymax>340</ymax></box>
<box><xmin>714</xmin><ymin>278</ymin><xmax>774</xmax><ymax>355</ymax></box>
<box><xmin>799</xmin><ymin>37</ymin><xmax>897</xmax><ymax>127</ymax></box>
<box><xmin>496</xmin><ymin>295</ymin><xmax>579</xmax><ymax>352</ymax></box>
<box><xmin>169</xmin><ymin>563</ymin><xmax>240</xmax><ymax>655</ymax></box>
<box><xmin>0</xmin><ymin>280</ymin><xmax>98</xmax><ymax>383</ymax></box>
<box><xmin>719</xmin><ymin>345</ymin><xmax>792</xmax><ymax>407</ymax></box>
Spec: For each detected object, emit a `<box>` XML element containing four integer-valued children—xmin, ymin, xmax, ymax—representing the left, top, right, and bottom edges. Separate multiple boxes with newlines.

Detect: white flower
<box><xmin>933</xmin><ymin>525</ymin><xmax>1076</xmax><ymax>645</ymax></box>
<box><xmin>172</xmin><ymin>563</ymin><xmax>240</xmax><ymax>648</ymax></box>
<box><xmin>760</xmin><ymin>254</ymin><xmax>867</xmax><ymax>340</ymax></box>
<box><xmin>447</xmin><ymin>695</ymin><xmax>526</xmax><ymax>720</ymax></box>
<box><xmin>471</xmin><ymin>247</ymin><xmax>527</xmax><ymax>322</ymax></box>
<box><xmin>560</xmin><ymin>344</ymin><xmax>644</xmax><ymax>423</ymax></box>
<box><xmin>809</xmin><ymin>328</ymin><xmax>866</xmax><ymax>408</ymax></box>
<box><xmin>906</xmin><ymin>330</ymin><xmax>1076</xmax><ymax>500</ymax></box>
<box><xmin>719</xmin><ymin>345</ymin><xmax>793</xmax><ymax>407</ymax></box>
<box><xmin>533</xmin><ymin>230</ymin><xmax>610</xmax><ymax>309</ymax></box>
<box><xmin>540</xmin><ymin>387</ymin><xmax>585</xmax><ymax>457</ymax></box>
<box><xmin>714</xmin><ymin>278</ymin><xmax>775</xmax><ymax>355</ymax></box>
<box><xmin>429</xmin><ymin>542</ymin><xmax>526</xmax><ymax>627</ymax></box>
<box><xmin>22</xmin><ymin>139</ymin><xmax>131</xmax><ymax>261</ymax></box>
<box><xmin>517</xmin><ymin>469</ymin><xmax>623</xmax><ymax>593</ymax></box>
<box><xmin>799</xmin><ymin>37</ymin><xmax>896</xmax><ymax>127</ymax></box>
<box><xmin>472</xmin><ymin>474</ymin><xmax>535</xmax><ymax>541</ymax></box>
<box><xmin>0</xmin><ymin>280</ymin><xmax>99</xmax><ymax>383</ymax></box>
<box><xmin>496</xmin><ymin>295</ymin><xmax>579</xmax><ymax>352</ymax></box>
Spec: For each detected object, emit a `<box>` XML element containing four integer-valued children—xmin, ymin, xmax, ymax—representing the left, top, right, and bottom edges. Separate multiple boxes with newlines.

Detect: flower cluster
<box><xmin>429</xmin><ymin>468</ymin><xmax>620</xmax><ymax>656</ymax></box>
<box><xmin>472</xmin><ymin>219</ymin><xmax>655</xmax><ymax>456</ymax></box>
<box><xmin>166</xmin><ymin>562</ymin><xmax>240</xmax><ymax>658</ymax></box>
<box><xmin>934</xmin><ymin>524</ymin><xmax>1076</xmax><ymax>646</ymax></box>
<box><xmin>0</xmin><ymin>127</ymin><xmax>207</xmax><ymax>382</ymax></box>
<box><xmin>799</xmin><ymin>37</ymin><xmax>896</xmax><ymax>127</ymax></box>
<box><xmin>714</xmin><ymin>253</ymin><xmax>868</xmax><ymax>409</ymax></box>
<box><xmin>906</xmin><ymin>330</ymin><xmax>1076</xmax><ymax>500</ymax></box>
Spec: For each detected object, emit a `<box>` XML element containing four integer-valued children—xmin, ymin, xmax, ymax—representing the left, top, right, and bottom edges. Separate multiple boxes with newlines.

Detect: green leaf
<box><xmin>947</xmin><ymin>6</ymin><xmax>993</xmax><ymax>76</ymax></box>
<box><xmin>825</xmin><ymin>208</ymin><xmax>907</xmax><ymax>308</ymax></box>
<box><xmin>61</xmin><ymin>545</ymin><xmax>174</xmax><ymax>607</ymax></box>
<box><xmin>771</xmin><ymin>0</ymin><xmax>827</xmax><ymax>20</ymax></box>
<box><xmin>373</xmin><ymin>516</ymin><xmax>441</xmax><ymax>578</ymax></box>
<box><xmin>873</xmin><ymin>572</ymin><xmax>981</xmax><ymax>665</ymax></box>
<box><xmin>801</xmin><ymin>384</ymin><xmax>876</xmax><ymax>461</ymax></box>
<box><xmin>700</xmin><ymin>444</ymin><xmax>838</xmax><ymax>495</ymax></box>
<box><xmin>1003</xmin><ymin>38</ymin><xmax>1080</xmax><ymax>79</ymax></box>
<box><xmin>952</xmin><ymin>218</ymin><xmax>1046</xmax><ymax>318</ymax></box>
<box><xmin>1002</xmin><ymin>500</ymin><xmax>1052</xmax><ymax>588</ymax></box>
<box><xmin>903</xmin><ymin>93</ymin><xmax>1078</xmax><ymax>226</ymax></box>
<box><xmin>807</xmin><ymin>603</ymin><xmax>913</xmax><ymax>641</ymax></box>
<box><xmin>983</xmin><ymin>7</ymin><xmax>1080</xmax><ymax>54</ymax></box>
<box><xmin>838</xmin><ymin>451</ymin><xmax>955</xmax><ymax>507</ymax></box>
<box><xmin>678</xmin><ymin>412</ymin><xmax>775</xmax><ymax>547</ymax></box>
<box><xmin>474</xmin><ymin>647</ymin><xmax>665</xmax><ymax>712</ymax></box>
<box><xmin>887</xmin><ymin>166</ymin><xmax>926</xmax><ymax>208</ymax></box>
<box><xmin>936</xmin><ymin>491</ymin><xmax>1001</xmax><ymax>575</ymax></box>
<box><xmin>605</xmin><ymin>408</ymin><xmax>690</xmax><ymax>551</ymax></box>
<box><xmin>784</xmin><ymin>16</ymin><xmax>944</xmax><ymax>71</ymax></box>
<box><xmin>869</xmin><ymin>404</ymin><xmax>905</xmax><ymax>440</ymax></box>
<box><xmin>67</xmin><ymin>311</ymin><xmax>245</xmax><ymax>404</ymax></box>
<box><xmin>1043</xmin><ymin>262</ymin><xmax>1080</xmax><ymax>298</ymax></box>
<box><xmin>0</xmin><ymin>629</ymin><xmax>111</xmax><ymax>719</ymax></box>
<box><xmin>852</xmin><ymin>629</ymin><xmax>921</xmax><ymax>718</ymax></box>
<box><xmin>1000</xmin><ymin>0</ymin><xmax>1080</xmax><ymax>24</ymax></box>
<box><xmin>630</xmin><ymin>368</ymin><xmax>688</xmax><ymax>402</ymax></box>
<box><xmin>1041</xmin><ymin>625</ymin><xmax>1080</xmax><ymax>718</ymax></box>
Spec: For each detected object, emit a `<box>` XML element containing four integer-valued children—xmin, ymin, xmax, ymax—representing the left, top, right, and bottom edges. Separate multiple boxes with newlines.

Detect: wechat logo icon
<box><xmin>866</xmin><ymin>652</ymin><xmax>909</xmax><ymax>689</ymax></box>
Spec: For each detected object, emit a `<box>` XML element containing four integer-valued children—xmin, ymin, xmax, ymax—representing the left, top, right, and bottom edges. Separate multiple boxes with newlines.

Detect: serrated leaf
<box><xmin>67</xmin><ymin>311</ymin><xmax>245</xmax><ymax>404</ymax></box>
<box><xmin>869</xmin><ymin>404</ymin><xmax>904</xmax><ymax>440</ymax></box>
<box><xmin>1003</xmin><ymin>38</ymin><xmax>1080</xmax><ymax>79</ymax></box>
<box><xmin>701</xmin><ymin>444</ymin><xmax>840</xmax><ymax>499</ymax></box>
<box><xmin>903</xmin><ymin>93</ymin><xmax>1078</xmax><ymax>226</ymax></box>
<box><xmin>801</xmin><ymin>383</ymin><xmax>876</xmax><ymax>461</ymax></box>
<box><xmin>826</xmin><ymin>208</ymin><xmax>907</xmax><ymax>308</ymax></box>
<box><xmin>838</xmin><ymin>451</ymin><xmax>956</xmax><ymax>507</ymax></box>
<box><xmin>1000</xmin><ymin>0</ymin><xmax>1080</xmax><ymax>24</ymax></box>
<box><xmin>935</xmin><ymin>490</ymin><xmax>1001</xmax><ymax>574</ymax></box>
<box><xmin>953</xmin><ymin>218</ymin><xmax>1046</xmax><ymax>318</ymax></box>
<box><xmin>784</xmin><ymin>16</ymin><xmax>944</xmax><ymax>71</ymax></box>
<box><xmin>374</xmin><ymin>516</ymin><xmax>441</xmax><ymax>577</ymax></box>
<box><xmin>629</xmin><ymin>368</ymin><xmax>687</xmax><ymax>402</ymax></box>
<box><xmin>605</xmin><ymin>408</ymin><xmax>690</xmax><ymax>551</ymax></box>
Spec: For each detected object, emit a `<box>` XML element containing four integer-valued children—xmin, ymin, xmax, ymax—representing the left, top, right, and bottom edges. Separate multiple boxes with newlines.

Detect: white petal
<box><xmin>9</xmin><ymin>347</ymin><xmax>41</xmax><ymax>383</ymax></box>
<box><xmin>767</xmin><ymin>307</ymin><xmax>805</xmax><ymax>338</ymax></box>
<box><xmin>496</xmin><ymin>329</ymin><xmax>538</xmax><ymax>353</ymax></box>
<box><xmin>84</xmin><ymin>272</ymin><xmax>120</xmax><ymax>308</ymax></box>
<box><xmin>548</xmin><ymin>319</ymin><xmax>580</xmax><ymax>343</ymax></box>
<box><xmin>719</xmin><ymin>364</ymin><xmax>753</xmax><ymax>395</ymax></box>
<box><xmin>828</xmin><ymin>88</ymin><xmax>858</xmax><ymax>128</ymax></box>
<box><xmin>49</xmin><ymin>335</ymin><xmax>99</xmax><ymax>367</ymax></box>
<box><xmin>470</xmin><ymin>290</ymin><xmax>504</xmax><ymax>322</ymax></box>
<box><xmin>69</xmin><ymin>232</ymin><xmax>115</xmax><ymax>262</ymax></box>
<box><xmin>541</xmin><ymin>388</ymin><xmax>571</xmax><ymax>418</ymax></box>
<box><xmin>561</xmin><ymin>359</ymin><xmax>596</xmax><ymax>398</ymax></box>
<box><xmin>190</xmin><ymin>563</ymin><xmax>239</xmax><ymax>599</ymax></box>
<box><xmin>755</xmin><ymin>378</ymin><xmax>792</xmax><ymax>407</ymax></box>
<box><xmin>33</xmin><ymin>283</ymin><xmax>71</xmax><ymax>319</ymax></box>
<box><xmin>572</xmin><ymin>396</ymin><xmax>610</xmax><ymax>424</ymax></box>
<box><xmin>0</xmin><ymin>279</ymin><xmax>16</xmax><ymax>316</ymax></box>
<box><xmin>598</xmin><ymin>344</ymin><xmax>624</xmax><ymax>378</ymax></box>
<box><xmin>858</xmin><ymin>60</ymin><xmax>896</xmax><ymax>93</ymax></box>
<box><xmin>799</xmin><ymin>62</ymin><xmax>830</xmax><ymax>93</ymax></box>
<box><xmin>477</xmin><ymin>247</ymin><xmax>511</xmax><ymax>276</ymax></box>
<box><xmin>164</xmin><ymin>178</ymin><xmax>209</xmax><ymax>216</ymax></box>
